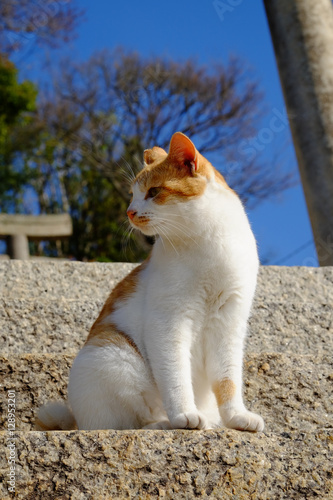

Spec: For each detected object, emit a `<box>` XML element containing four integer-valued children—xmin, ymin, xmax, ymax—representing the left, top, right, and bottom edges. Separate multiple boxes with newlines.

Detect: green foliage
<box><xmin>62</xmin><ymin>162</ymin><xmax>143</xmax><ymax>262</ymax></box>
<box><xmin>0</xmin><ymin>57</ymin><xmax>39</xmax><ymax>212</ymax></box>
<box><xmin>27</xmin><ymin>128</ymin><xmax>147</xmax><ymax>262</ymax></box>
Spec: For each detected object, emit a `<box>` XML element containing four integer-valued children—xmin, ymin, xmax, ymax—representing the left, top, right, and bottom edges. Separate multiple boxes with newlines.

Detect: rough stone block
<box><xmin>1</xmin><ymin>298</ymin><xmax>332</xmax><ymax>355</ymax></box>
<box><xmin>1</xmin><ymin>353</ymin><xmax>332</xmax><ymax>434</ymax></box>
<box><xmin>1</xmin><ymin>429</ymin><xmax>332</xmax><ymax>499</ymax></box>
<box><xmin>1</xmin><ymin>262</ymin><xmax>333</xmax><ymax>304</ymax></box>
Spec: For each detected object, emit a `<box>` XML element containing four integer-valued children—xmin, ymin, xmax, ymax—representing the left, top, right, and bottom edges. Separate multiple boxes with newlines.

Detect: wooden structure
<box><xmin>0</xmin><ymin>214</ymin><xmax>72</xmax><ymax>259</ymax></box>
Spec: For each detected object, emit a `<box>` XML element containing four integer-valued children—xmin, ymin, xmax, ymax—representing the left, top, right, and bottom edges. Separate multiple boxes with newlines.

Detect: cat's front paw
<box><xmin>143</xmin><ymin>420</ymin><xmax>172</xmax><ymax>430</ymax></box>
<box><xmin>171</xmin><ymin>412</ymin><xmax>208</xmax><ymax>430</ymax></box>
<box><xmin>223</xmin><ymin>410</ymin><xmax>264</xmax><ymax>432</ymax></box>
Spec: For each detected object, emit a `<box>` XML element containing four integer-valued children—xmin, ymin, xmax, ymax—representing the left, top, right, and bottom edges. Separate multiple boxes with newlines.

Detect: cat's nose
<box><xmin>127</xmin><ymin>209</ymin><xmax>137</xmax><ymax>221</ymax></box>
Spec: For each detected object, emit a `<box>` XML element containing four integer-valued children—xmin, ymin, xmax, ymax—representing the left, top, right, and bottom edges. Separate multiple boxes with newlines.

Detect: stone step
<box><xmin>1</xmin><ymin>353</ymin><xmax>332</xmax><ymax>434</ymax></box>
<box><xmin>1</xmin><ymin>297</ymin><xmax>332</xmax><ymax>355</ymax></box>
<box><xmin>1</xmin><ymin>428</ymin><xmax>332</xmax><ymax>499</ymax></box>
<box><xmin>1</xmin><ymin>261</ymin><xmax>333</xmax><ymax>304</ymax></box>
<box><xmin>1</xmin><ymin>261</ymin><xmax>135</xmax><ymax>302</ymax></box>
<box><xmin>1</xmin><ymin>260</ymin><xmax>332</xmax><ymax>499</ymax></box>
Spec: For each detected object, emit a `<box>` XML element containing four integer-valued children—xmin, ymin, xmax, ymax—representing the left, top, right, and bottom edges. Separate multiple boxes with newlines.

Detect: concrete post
<box><xmin>264</xmin><ymin>0</ymin><xmax>333</xmax><ymax>265</ymax></box>
<box><xmin>6</xmin><ymin>235</ymin><xmax>30</xmax><ymax>260</ymax></box>
<box><xmin>0</xmin><ymin>214</ymin><xmax>72</xmax><ymax>260</ymax></box>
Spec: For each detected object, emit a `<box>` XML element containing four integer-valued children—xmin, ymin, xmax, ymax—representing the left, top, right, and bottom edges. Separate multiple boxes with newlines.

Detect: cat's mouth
<box><xmin>128</xmin><ymin>216</ymin><xmax>157</xmax><ymax>236</ymax></box>
<box><xmin>129</xmin><ymin>215</ymin><xmax>151</xmax><ymax>228</ymax></box>
<box><xmin>135</xmin><ymin>217</ymin><xmax>150</xmax><ymax>225</ymax></box>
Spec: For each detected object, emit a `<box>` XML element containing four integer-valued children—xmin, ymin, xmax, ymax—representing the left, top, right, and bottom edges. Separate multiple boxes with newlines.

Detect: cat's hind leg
<box><xmin>68</xmin><ymin>335</ymin><xmax>165</xmax><ymax>430</ymax></box>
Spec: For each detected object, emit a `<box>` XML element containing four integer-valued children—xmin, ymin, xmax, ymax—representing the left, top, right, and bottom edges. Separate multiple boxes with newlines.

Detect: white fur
<box><xmin>63</xmin><ymin>173</ymin><xmax>264</xmax><ymax>432</ymax></box>
<box><xmin>38</xmin><ymin>169</ymin><xmax>264</xmax><ymax>432</ymax></box>
<box><xmin>36</xmin><ymin>401</ymin><xmax>76</xmax><ymax>430</ymax></box>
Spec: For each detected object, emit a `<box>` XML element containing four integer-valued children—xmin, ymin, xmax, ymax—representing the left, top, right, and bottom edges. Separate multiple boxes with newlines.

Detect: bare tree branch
<box><xmin>0</xmin><ymin>0</ymin><xmax>84</xmax><ymax>56</ymax></box>
<box><xmin>24</xmin><ymin>48</ymin><xmax>296</xmax><ymax>260</ymax></box>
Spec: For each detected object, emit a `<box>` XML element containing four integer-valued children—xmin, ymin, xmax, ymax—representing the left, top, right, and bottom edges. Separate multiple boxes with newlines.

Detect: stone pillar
<box><xmin>6</xmin><ymin>235</ymin><xmax>30</xmax><ymax>260</ymax></box>
<box><xmin>264</xmin><ymin>0</ymin><xmax>333</xmax><ymax>265</ymax></box>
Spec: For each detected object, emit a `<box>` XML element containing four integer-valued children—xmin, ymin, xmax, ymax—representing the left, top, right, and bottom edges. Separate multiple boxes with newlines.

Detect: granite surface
<box><xmin>1</xmin><ymin>297</ymin><xmax>332</xmax><ymax>355</ymax></box>
<box><xmin>1</xmin><ymin>261</ymin><xmax>333</xmax><ymax>303</ymax></box>
<box><xmin>1</xmin><ymin>262</ymin><xmax>333</xmax><ymax>355</ymax></box>
<box><xmin>1</xmin><ymin>262</ymin><xmax>332</xmax><ymax>499</ymax></box>
<box><xmin>1</xmin><ymin>429</ymin><xmax>332</xmax><ymax>499</ymax></box>
<box><xmin>1</xmin><ymin>353</ymin><xmax>332</xmax><ymax>433</ymax></box>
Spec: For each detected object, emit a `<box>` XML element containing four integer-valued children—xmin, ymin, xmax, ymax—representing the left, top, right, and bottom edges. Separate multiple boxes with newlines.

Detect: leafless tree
<box><xmin>0</xmin><ymin>0</ymin><xmax>83</xmax><ymax>55</ymax></box>
<box><xmin>29</xmin><ymin>49</ymin><xmax>295</xmax><ymax>260</ymax></box>
<box><xmin>39</xmin><ymin>49</ymin><xmax>295</xmax><ymax>209</ymax></box>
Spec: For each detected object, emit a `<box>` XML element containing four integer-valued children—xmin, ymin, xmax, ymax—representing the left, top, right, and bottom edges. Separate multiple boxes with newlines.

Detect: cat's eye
<box><xmin>146</xmin><ymin>187</ymin><xmax>161</xmax><ymax>199</ymax></box>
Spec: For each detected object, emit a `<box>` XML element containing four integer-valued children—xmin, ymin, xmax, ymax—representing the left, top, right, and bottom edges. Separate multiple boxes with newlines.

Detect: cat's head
<box><xmin>127</xmin><ymin>132</ymin><xmax>231</xmax><ymax>238</ymax></box>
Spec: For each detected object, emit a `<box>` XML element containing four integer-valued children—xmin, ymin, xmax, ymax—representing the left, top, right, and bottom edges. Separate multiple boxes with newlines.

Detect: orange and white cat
<box><xmin>37</xmin><ymin>132</ymin><xmax>264</xmax><ymax>432</ymax></box>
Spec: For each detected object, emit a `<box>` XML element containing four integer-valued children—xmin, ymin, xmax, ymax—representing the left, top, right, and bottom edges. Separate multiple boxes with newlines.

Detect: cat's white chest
<box><xmin>151</xmin><ymin>245</ymin><xmax>228</xmax><ymax>314</ymax></box>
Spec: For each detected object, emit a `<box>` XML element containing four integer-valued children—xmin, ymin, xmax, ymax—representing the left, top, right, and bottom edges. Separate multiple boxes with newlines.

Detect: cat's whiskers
<box><xmin>152</xmin><ymin>216</ymin><xmax>202</xmax><ymax>249</ymax></box>
<box><xmin>158</xmin><ymin>218</ymin><xmax>199</xmax><ymax>239</ymax></box>
<box><xmin>151</xmin><ymin>226</ymin><xmax>166</xmax><ymax>252</ymax></box>
<box><xmin>118</xmin><ymin>168</ymin><xmax>136</xmax><ymax>187</ymax></box>
<box><xmin>160</xmin><ymin>223</ymin><xmax>200</xmax><ymax>249</ymax></box>
<box><xmin>118</xmin><ymin>218</ymin><xmax>131</xmax><ymax>232</ymax></box>
<box><xmin>154</xmin><ymin>223</ymin><xmax>180</xmax><ymax>256</ymax></box>
<box><xmin>152</xmin><ymin>214</ymin><xmax>196</xmax><ymax>234</ymax></box>
<box><xmin>121</xmin><ymin>223</ymin><xmax>135</xmax><ymax>257</ymax></box>
<box><xmin>156</xmin><ymin>212</ymin><xmax>203</xmax><ymax>237</ymax></box>
<box><xmin>118</xmin><ymin>218</ymin><xmax>131</xmax><ymax>246</ymax></box>
<box><xmin>158</xmin><ymin>211</ymin><xmax>198</xmax><ymax>224</ymax></box>
<box><xmin>116</xmin><ymin>160</ymin><xmax>138</xmax><ymax>188</ymax></box>
<box><xmin>121</xmin><ymin>160</ymin><xmax>137</xmax><ymax>180</ymax></box>
<box><xmin>154</xmin><ymin>221</ymin><xmax>194</xmax><ymax>254</ymax></box>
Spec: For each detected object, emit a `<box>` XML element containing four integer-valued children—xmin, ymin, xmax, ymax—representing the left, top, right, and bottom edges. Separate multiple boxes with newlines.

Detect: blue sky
<box><xmin>13</xmin><ymin>0</ymin><xmax>318</xmax><ymax>266</ymax></box>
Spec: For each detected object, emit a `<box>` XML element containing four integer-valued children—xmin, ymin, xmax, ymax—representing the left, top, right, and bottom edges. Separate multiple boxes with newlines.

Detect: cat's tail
<box><xmin>35</xmin><ymin>401</ymin><xmax>77</xmax><ymax>431</ymax></box>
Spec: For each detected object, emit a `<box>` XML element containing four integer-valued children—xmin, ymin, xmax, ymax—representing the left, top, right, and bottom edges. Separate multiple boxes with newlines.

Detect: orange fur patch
<box><xmin>35</xmin><ymin>417</ymin><xmax>78</xmax><ymax>431</ymax></box>
<box><xmin>85</xmin><ymin>259</ymin><xmax>149</xmax><ymax>352</ymax></box>
<box><xmin>94</xmin><ymin>259</ymin><xmax>149</xmax><ymax>323</ymax></box>
<box><xmin>35</xmin><ymin>417</ymin><xmax>56</xmax><ymax>431</ymax></box>
<box><xmin>86</xmin><ymin>322</ymin><xmax>141</xmax><ymax>356</ymax></box>
<box><xmin>144</xmin><ymin>146</ymin><xmax>167</xmax><ymax>165</ymax></box>
<box><xmin>136</xmin><ymin>151</ymin><xmax>212</xmax><ymax>203</ymax></box>
<box><xmin>213</xmin><ymin>379</ymin><xmax>236</xmax><ymax>407</ymax></box>
<box><xmin>136</xmin><ymin>139</ymin><xmax>235</xmax><ymax>203</ymax></box>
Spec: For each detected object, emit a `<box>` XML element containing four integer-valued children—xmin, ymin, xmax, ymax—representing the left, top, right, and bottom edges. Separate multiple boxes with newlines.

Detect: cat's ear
<box><xmin>144</xmin><ymin>146</ymin><xmax>167</xmax><ymax>165</ymax></box>
<box><xmin>168</xmin><ymin>132</ymin><xmax>198</xmax><ymax>173</ymax></box>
